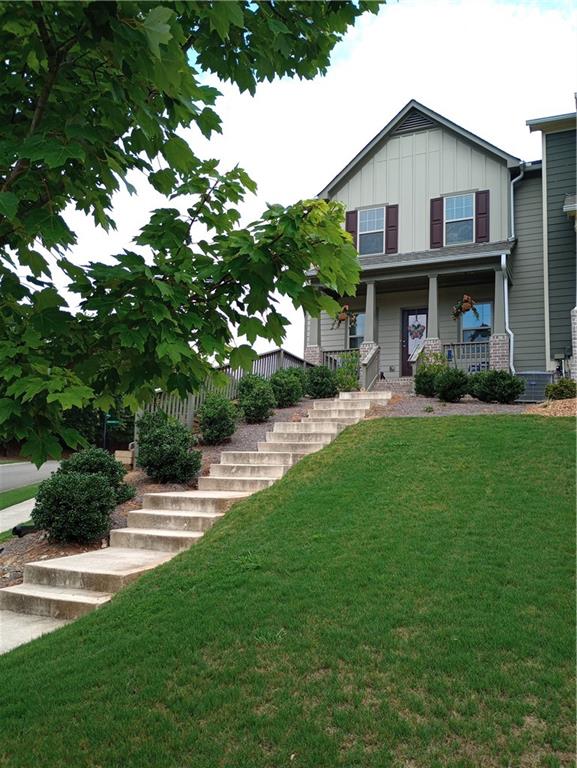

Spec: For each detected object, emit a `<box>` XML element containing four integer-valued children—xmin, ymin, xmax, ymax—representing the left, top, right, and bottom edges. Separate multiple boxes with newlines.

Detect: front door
<box><xmin>401</xmin><ymin>309</ymin><xmax>428</xmax><ymax>376</ymax></box>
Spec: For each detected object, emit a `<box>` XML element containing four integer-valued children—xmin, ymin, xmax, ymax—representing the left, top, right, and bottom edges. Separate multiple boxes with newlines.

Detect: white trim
<box><xmin>443</xmin><ymin>193</ymin><xmax>475</xmax><ymax>247</ymax></box>
<box><xmin>541</xmin><ymin>132</ymin><xmax>553</xmax><ymax>370</ymax></box>
<box><xmin>358</xmin><ymin>206</ymin><xmax>385</xmax><ymax>256</ymax></box>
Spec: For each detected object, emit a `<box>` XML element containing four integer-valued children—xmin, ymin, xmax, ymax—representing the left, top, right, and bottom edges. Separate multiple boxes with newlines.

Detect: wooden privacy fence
<box><xmin>140</xmin><ymin>348</ymin><xmax>313</xmax><ymax>430</ymax></box>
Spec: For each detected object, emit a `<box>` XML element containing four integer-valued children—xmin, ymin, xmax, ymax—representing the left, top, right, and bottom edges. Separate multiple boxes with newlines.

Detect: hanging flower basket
<box><xmin>331</xmin><ymin>305</ymin><xmax>358</xmax><ymax>330</ymax></box>
<box><xmin>451</xmin><ymin>294</ymin><xmax>480</xmax><ymax>321</ymax></box>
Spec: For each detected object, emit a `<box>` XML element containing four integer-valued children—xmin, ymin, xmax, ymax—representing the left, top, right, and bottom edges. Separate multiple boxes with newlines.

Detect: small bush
<box><xmin>305</xmin><ymin>365</ymin><xmax>338</xmax><ymax>399</ymax></box>
<box><xmin>240</xmin><ymin>379</ymin><xmax>276</xmax><ymax>423</ymax></box>
<box><xmin>198</xmin><ymin>393</ymin><xmax>237</xmax><ymax>445</ymax></box>
<box><xmin>138</xmin><ymin>422</ymin><xmax>201</xmax><ymax>483</ymax></box>
<box><xmin>414</xmin><ymin>352</ymin><xmax>448</xmax><ymax>397</ymax></box>
<box><xmin>545</xmin><ymin>377</ymin><xmax>576</xmax><ymax>400</ymax></box>
<box><xmin>335</xmin><ymin>352</ymin><xmax>360</xmax><ymax>392</ymax></box>
<box><xmin>237</xmin><ymin>373</ymin><xmax>264</xmax><ymax>401</ymax></box>
<box><xmin>136</xmin><ymin>410</ymin><xmax>171</xmax><ymax>443</ymax></box>
<box><xmin>469</xmin><ymin>370</ymin><xmax>525</xmax><ymax>403</ymax></box>
<box><xmin>434</xmin><ymin>368</ymin><xmax>469</xmax><ymax>402</ymax></box>
<box><xmin>284</xmin><ymin>366</ymin><xmax>308</xmax><ymax>391</ymax></box>
<box><xmin>270</xmin><ymin>369</ymin><xmax>303</xmax><ymax>408</ymax></box>
<box><xmin>32</xmin><ymin>472</ymin><xmax>115</xmax><ymax>543</ymax></box>
<box><xmin>59</xmin><ymin>446</ymin><xmax>134</xmax><ymax>504</ymax></box>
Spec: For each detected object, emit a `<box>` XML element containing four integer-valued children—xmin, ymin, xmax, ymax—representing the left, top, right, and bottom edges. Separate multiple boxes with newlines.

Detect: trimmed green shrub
<box><xmin>434</xmin><ymin>368</ymin><xmax>469</xmax><ymax>402</ymax></box>
<box><xmin>32</xmin><ymin>472</ymin><xmax>115</xmax><ymax>543</ymax></box>
<box><xmin>414</xmin><ymin>352</ymin><xmax>448</xmax><ymax>397</ymax></box>
<box><xmin>305</xmin><ymin>365</ymin><xmax>338</xmax><ymax>399</ymax></box>
<box><xmin>136</xmin><ymin>410</ymin><xmax>171</xmax><ymax>443</ymax></box>
<box><xmin>284</xmin><ymin>366</ymin><xmax>308</xmax><ymax>391</ymax></box>
<box><xmin>237</xmin><ymin>373</ymin><xmax>264</xmax><ymax>401</ymax></box>
<box><xmin>270</xmin><ymin>369</ymin><xmax>303</xmax><ymax>408</ymax></box>
<box><xmin>335</xmin><ymin>352</ymin><xmax>360</xmax><ymax>392</ymax></box>
<box><xmin>59</xmin><ymin>446</ymin><xmax>135</xmax><ymax>504</ymax></box>
<box><xmin>469</xmin><ymin>370</ymin><xmax>525</xmax><ymax>404</ymax></box>
<box><xmin>138</xmin><ymin>421</ymin><xmax>201</xmax><ymax>483</ymax></box>
<box><xmin>198</xmin><ymin>393</ymin><xmax>237</xmax><ymax>444</ymax></box>
<box><xmin>240</xmin><ymin>379</ymin><xmax>276</xmax><ymax>423</ymax></box>
<box><xmin>545</xmin><ymin>377</ymin><xmax>576</xmax><ymax>400</ymax></box>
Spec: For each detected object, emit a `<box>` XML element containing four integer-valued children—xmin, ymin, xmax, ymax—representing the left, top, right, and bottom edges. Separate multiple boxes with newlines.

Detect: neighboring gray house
<box><xmin>304</xmin><ymin>100</ymin><xmax>577</xmax><ymax>386</ymax></box>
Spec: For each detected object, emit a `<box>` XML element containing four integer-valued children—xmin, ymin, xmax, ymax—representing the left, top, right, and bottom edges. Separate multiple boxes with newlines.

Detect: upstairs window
<box><xmin>358</xmin><ymin>208</ymin><xmax>384</xmax><ymax>255</ymax></box>
<box><xmin>462</xmin><ymin>302</ymin><xmax>492</xmax><ymax>341</ymax></box>
<box><xmin>348</xmin><ymin>312</ymin><xmax>365</xmax><ymax>349</ymax></box>
<box><xmin>445</xmin><ymin>194</ymin><xmax>474</xmax><ymax>245</ymax></box>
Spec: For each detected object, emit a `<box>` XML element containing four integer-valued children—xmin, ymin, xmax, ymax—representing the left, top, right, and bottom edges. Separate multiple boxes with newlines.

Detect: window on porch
<box><xmin>462</xmin><ymin>302</ymin><xmax>492</xmax><ymax>341</ymax></box>
<box><xmin>348</xmin><ymin>312</ymin><xmax>365</xmax><ymax>349</ymax></box>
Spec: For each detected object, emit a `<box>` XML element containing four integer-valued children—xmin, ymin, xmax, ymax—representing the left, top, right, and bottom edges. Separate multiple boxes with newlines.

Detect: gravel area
<box><xmin>365</xmin><ymin>393</ymin><xmax>529</xmax><ymax>419</ymax></box>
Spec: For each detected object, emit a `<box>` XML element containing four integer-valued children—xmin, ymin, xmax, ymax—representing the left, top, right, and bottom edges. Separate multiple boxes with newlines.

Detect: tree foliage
<box><xmin>0</xmin><ymin>1</ymin><xmax>378</xmax><ymax>464</ymax></box>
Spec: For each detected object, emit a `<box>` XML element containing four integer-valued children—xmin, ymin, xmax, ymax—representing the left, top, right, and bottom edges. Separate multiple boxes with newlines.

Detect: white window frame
<box><xmin>348</xmin><ymin>312</ymin><xmax>365</xmax><ymax>349</ymax></box>
<box><xmin>444</xmin><ymin>193</ymin><xmax>475</xmax><ymax>246</ymax></box>
<box><xmin>358</xmin><ymin>206</ymin><xmax>385</xmax><ymax>256</ymax></box>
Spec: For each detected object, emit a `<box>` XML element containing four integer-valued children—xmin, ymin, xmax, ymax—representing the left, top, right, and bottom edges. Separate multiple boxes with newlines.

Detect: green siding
<box><xmin>546</xmin><ymin>130</ymin><xmax>576</xmax><ymax>357</ymax></box>
<box><xmin>510</xmin><ymin>172</ymin><xmax>546</xmax><ymax>370</ymax></box>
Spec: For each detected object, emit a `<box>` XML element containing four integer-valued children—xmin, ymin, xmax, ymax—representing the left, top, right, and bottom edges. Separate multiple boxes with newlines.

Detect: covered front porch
<box><xmin>305</xmin><ymin>261</ymin><xmax>511</xmax><ymax>387</ymax></box>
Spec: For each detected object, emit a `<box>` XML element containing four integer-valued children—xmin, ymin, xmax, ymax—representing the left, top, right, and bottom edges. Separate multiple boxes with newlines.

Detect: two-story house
<box><xmin>303</xmin><ymin>100</ymin><xmax>576</xmax><ymax>388</ymax></box>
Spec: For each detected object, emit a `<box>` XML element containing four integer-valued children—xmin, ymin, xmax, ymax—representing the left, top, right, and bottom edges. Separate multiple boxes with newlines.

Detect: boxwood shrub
<box><xmin>32</xmin><ymin>472</ymin><xmax>115</xmax><ymax>543</ymax></box>
<box><xmin>270</xmin><ymin>369</ymin><xmax>303</xmax><ymax>408</ymax></box>
<box><xmin>434</xmin><ymin>368</ymin><xmax>469</xmax><ymax>402</ymax></box>
<box><xmin>305</xmin><ymin>365</ymin><xmax>338</xmax><ymax>399</ymax></box>
<box><xmin>59</xmin><ymin>446</ymin><xmax>135</xmax><ymax>503</ymax></box>
<box><xmin>198</xmin><ymin>393</ymin><xmax>237</xmax><ymax>444</ymax></box>
<box><xmin>414</xmin><ymin>353</ymin><xmax>449</xmax><ymax>397</ymax></box>
<box><xmin>138</xmin><ymin>421</ymin><xmax>201</xmax><ymax>483</ymax></box>
<box><xmin>240</xmin><ymin>378</ymin><xmax>276</xmax><ymax>423</ymax></box>
<box><xmin>469</xmin><ymin>370</ymin><xmax>525</xmax><ymax>403</ymax></box>
<box><xmin>545</xmin><ymin>377</ymin><xmax>576</xmax><ymax>400</ymax></box>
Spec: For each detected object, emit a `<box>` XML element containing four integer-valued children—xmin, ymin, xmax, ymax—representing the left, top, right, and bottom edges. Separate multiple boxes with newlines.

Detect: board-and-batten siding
<box><xmin>546</xmin><ymin>130</ymin><xmax>577</xmax><ymax>358</ymax></box>
<box><xmin>330</xmin><ymin>127</ymin><xmax>509</xmax><ymax>252</ymax></box>
<box><xmin>509</xmin><ymin>172</ymin><xmax>546</xmax><ymax>371</ymax></box>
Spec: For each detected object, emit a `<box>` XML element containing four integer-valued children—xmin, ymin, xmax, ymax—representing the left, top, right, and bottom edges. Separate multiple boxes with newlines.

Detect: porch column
<box><xmin>304</xmin><ymin>312</ymin><xmax>322</xmax><ymax>366</ymax></box>
<box><xmin>423</xmin><ymin>273</ymin><xmax>442</xmax><ymax>357</ymax></box>
<box><xmin>364</xmin><ymin>280</ymin><xmax>376</xmax><ymax>344</ymax></box>
<box><xmin>489</xmin><ymin>267</ymin><xmax>510</xmax><ymax>371</ymax></box>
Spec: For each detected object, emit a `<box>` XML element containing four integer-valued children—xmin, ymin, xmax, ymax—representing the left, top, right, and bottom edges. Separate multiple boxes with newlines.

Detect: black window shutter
<box><xmin>430</xmin><ymin>197</ymin><xmax>443</xmax><ymax>249</ymax></box>
<box><xmin>385</xmin><ymin>204</ymin><xmax>399</xmax><ymax>254</ymax></box>
<box><xmin>345</xmin><ymin>210</ymin><xmax>358</xmax><ymax>248</ymax></box>
<box><xmin>475</xmin><ymin>190</ymin><xmax>490</xmax><ymax>243</ymax></box>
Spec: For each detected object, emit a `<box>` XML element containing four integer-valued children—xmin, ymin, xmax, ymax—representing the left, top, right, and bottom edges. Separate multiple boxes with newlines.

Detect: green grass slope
<box><xmin>0</xmin><ymin>416</ymin><xmax>574</xmax><ymax>768</ymax></box>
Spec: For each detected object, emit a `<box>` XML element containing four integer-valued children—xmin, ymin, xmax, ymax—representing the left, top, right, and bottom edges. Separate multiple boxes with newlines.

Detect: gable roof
<box><xmin>318</xmin><ymin>99</ymin><xmax>521</xmax><ymax>198</ymax></box>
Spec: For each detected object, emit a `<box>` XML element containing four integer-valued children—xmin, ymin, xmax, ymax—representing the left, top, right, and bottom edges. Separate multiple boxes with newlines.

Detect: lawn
<box><xmin>0</xmin><ymin>416</ymin><xmax>574</xmax><ymax>768</ymax></box>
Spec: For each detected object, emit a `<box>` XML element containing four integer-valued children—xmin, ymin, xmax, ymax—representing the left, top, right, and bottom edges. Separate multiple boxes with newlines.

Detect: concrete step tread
<box><xmin>134</xmin><ymin>509</ymin><xmax>224</xmax><ymax>520</ymax></box>
<box><xmin>25</xmin><ymin>547</ymin><xmax>174</xmax><ymax>576</ymax></box>
<box><xmin>112</xmin><ymin>528</ymin><xmax>204</xmax><ymax>540</ymax></box>
<box><xmin>1</xmin><ymin>583</ymin><xmax>112</xmax><ymax>604</ymax></box>
<box><xmin>144</xmin><ymin>490</ymin><xmax>250</xmax><ymax>500</ymax></box>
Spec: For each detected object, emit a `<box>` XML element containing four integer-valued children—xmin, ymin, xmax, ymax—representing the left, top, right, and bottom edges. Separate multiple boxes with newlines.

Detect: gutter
<box><xmin>509</xmin><ymin>162</ymin><xmax>525</xmax><ymax>240</ymax></box>
<box><xmin>501</xmin><ymin>253</ymin><xmax>515</xmax><ymax>373</ymax></box>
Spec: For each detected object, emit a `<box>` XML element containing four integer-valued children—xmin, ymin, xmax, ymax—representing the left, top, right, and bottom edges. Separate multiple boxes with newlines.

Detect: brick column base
<box><xmin>570</xmin><ymin>307</ymin><xmax>577</xmax><ymax>380</ymax></box>
<box><xmin>422</xmin><ymin>337</ymin><xmax>442</xmax><ymax>356</ymax></box>
<box><xmin>489</xmin><ymin>333</ymin><xmax>510</xmax><ymax>371</ymax></box>
<box><xmin>304</xmin><ymin>345</ymin><xmax>322</xmax><ymax>366</ymax></box>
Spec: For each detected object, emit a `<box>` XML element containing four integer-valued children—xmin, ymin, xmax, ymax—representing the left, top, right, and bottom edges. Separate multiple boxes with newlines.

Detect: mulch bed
<box><xmin>525</xmin><ymin>398</ymin><xmax>576</xmax><ymax>417</ymax></box>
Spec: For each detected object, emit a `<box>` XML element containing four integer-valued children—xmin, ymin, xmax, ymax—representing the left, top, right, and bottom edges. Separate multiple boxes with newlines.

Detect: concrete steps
<box><xmin>1</xmin><ymin>390</ymin><xmax>392</xmax><ymax>653</ymax></box>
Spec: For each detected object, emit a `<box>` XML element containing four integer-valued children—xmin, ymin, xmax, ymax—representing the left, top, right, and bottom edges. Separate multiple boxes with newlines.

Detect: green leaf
<box><xmin>21</xmin><ymin>433</ymin><xmax>62</xmax><ymax>467</ymax></box>
<box><xmin>46</xmin><ymin>385</ymin><xmax>93</xmax><ymax>410</ymax></box>
<box><xmin>161</xmin><ymin>136</ymin><xmax>196</xmax><ymax>174</ymax></box>
<box><xmin>229</xmin><ymin>345</ymin><xmax>258</xmax><ymax>371</ymax></box>
<box><xmin>0</xmin><ymin>398</ymin><xmax>20</xmax><ymax>424</ymax></box>
<box><xmin>149</xmin><ymin>168</ymin><xmax>177</xmax><ymax>194</ymax></box>
<box><xmin>0</xmin><ymin>191</ymin><xmax>18</xmax><ymax>220</ymax></box>
<box><xmin>143</xmin><ymin>6</ymin><xmax>173</xmax><ymax>58</ymax></box>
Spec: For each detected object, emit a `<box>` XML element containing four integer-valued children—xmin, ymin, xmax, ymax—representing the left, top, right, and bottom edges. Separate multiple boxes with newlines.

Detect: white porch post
<box><xmin>423</xmin><ymin>273</ymin><xmax>442</xmax><ymax>356</ymax></box>
<box><xmin>490</xmin><ymin>267</ymin><xmax>510</xmax><ymax>371</ymax></box>
<box><xmin>364</xmin><ymin>281</ymin><xmax>376</xmax><ymax>344</ymax></box>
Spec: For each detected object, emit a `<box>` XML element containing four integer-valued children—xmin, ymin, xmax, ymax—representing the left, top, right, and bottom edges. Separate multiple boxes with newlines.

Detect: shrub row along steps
<box><xmin>0</xmin><ymin>391</ymin><xmax>391</xmax><ymax>652</ymax></box>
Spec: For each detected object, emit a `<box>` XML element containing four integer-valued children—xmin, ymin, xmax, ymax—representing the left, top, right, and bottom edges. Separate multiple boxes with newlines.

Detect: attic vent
<box><xmin>393</xmin><ymin>109</ymin><xmax>436</xmax><ymax>135</ymax></box>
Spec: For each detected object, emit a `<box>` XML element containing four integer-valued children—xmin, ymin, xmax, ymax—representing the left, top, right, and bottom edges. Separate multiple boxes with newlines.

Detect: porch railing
<box><xmin>443</xmin><ymin>342</ymin><xmax>490</xmax><ymax>373</ymax></box>
<box><xmin>140</xmin><ymin>348</ymin><xmax>312</xmax><ymax>430</ymax></box>
<box><xmin>322</xmin><ymin>349</ymin><xmax>358</xmax><ymax>371</ymax></box>
<box><xmin>359</xmin><ymin>345</ymin><xmax>380</xmax><ymax>391</ymax></box>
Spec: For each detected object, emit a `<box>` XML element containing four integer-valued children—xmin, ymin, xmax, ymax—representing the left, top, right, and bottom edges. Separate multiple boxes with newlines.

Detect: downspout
<box><xmin>505</xmin><ymin>164</ymin><xmax>525</xmax><ymax>374</ymax></box>
<box><xmin>502</xmin><ymin>253</ymin><xmax>515</xmax><ymax>373</ymax></box>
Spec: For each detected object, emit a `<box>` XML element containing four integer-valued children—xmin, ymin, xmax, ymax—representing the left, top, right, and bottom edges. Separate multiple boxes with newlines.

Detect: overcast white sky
<box><xmin>65</xmin><ymin>0</ymin><xmax>577</xmax><ymax>357</ymax></box>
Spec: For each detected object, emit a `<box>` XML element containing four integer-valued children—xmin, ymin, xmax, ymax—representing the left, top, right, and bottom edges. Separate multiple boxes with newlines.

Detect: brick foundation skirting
<box><xmin>304</xmin><ymin>346</ymin><xmax>322</xmax><ymax>366</ymax></box>
<box><xmin>489</xmin><ymin>334</ymin><xmax>510</xmax><ymax>371</ymax></box>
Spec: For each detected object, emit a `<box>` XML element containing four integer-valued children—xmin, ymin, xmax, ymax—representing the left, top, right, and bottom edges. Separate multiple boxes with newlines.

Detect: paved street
<box><xmin>0</xmin><ymin>461</ymin><xmax>59</xmax><ymax>492</ymax></box>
